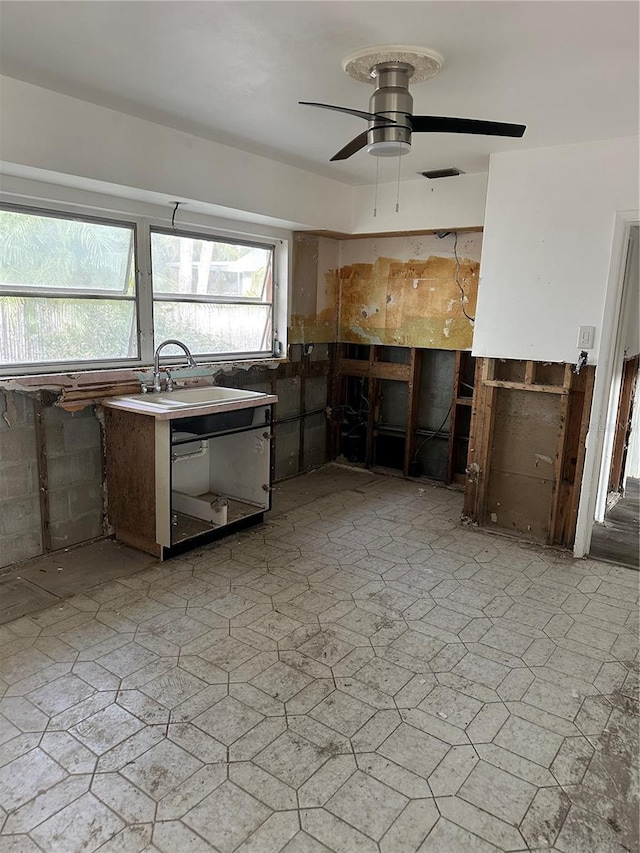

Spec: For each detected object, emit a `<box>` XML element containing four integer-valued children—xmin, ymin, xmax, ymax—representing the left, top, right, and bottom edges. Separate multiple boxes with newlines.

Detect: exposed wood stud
<box><xmin>484</xmin><ymin>380</ymin><xmax>569</xmax><ymax>394</ymax></box>
<box><xmin>447</xmin><ymin>350</ymin><xmax>463</xmax><ymax>484</ymax></box>
<box><xmin>403</xmin><ymin>348</ymin><xmax>422</xmax><ymax>476</ymax></box>
<box><xmin>563</xmin><ymin>362</ymin><xmax>574</xmax><ymax>387</ymax></box>
<box><xmin>335</xmin><ymin>346</ymin><xmax>470</xmax><ymax>480</ymax></box>
<box><xmin>33</xmin><ymin>393</ymin><xmax>52</xmax><ymax>554</ymax></box>
<box><xmin>548</xmin><ymin>390</ymin><xmax>570</xmax><ymax>543</ymax></box>
<box><xmin>564</xmin><ymin>366</ymin><xmax>595</xmax><ymax>544</ymax></box>
<box><xmin>337</xmin><ymin>358</ymin><xmax>412</xmax><ymax>381</ymax></box>
<box><xmin>104</xmin><ymin>408</ymin><xmax>158</xmax><ymax>549</ymax></box>
<box><xmin>608</xmin><ymin>355</ymin><xmax>639</xmax><ymax>494</ymax></box>
<box><xmin>304</xmin><ymin>226</ymin><xmax>483</xmax><ymax>241</ymax></box>
<box><xmin>326</xmin><ymin>343</ymin><xmax>340</xmax><ymax>461</ymax></box>
<box><xmin>465</xmin><ymin>356</ymin><xmax>597</xmax><ymax>548</ymax></box>
<box><xmin>298</xmin><ymin>349</ymin><xmax>307</xmax><ymax>474</ymax></box>
<box><xmin>366</xmin><ymin>347</ymin><xmax>378</xmax><ymax>466</ymax></box>
<box><xmin>464</xmin><ymin>357</ymin><xmax>488</xmax><ymax>519</ymax></box>
<box><xmin>475</xmin><ymin>384</ymin><xmax>496</xmax><ymax>526</ymax></box>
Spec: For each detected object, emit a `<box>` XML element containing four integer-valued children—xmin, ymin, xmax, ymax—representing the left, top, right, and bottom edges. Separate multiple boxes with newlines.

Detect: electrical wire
<box><xmin>359</xmin><ymin>377</ymin><xmax>370</xmax><ymax>413</ymax></box>
<box><xmin>373</xmin><ymin>158</ymin><xmax>380</xmax><ymax>218</ymax></box>
<box><xmin>171</xmin><ymin>202</ymin><xmax>180</xmax><ymax>231</ymax></box>
<box><xmin>453</xmin><ymin>231</ymin><xmax>475</xmax><ymax>323</ymax></box>
<box><xmin>412</xmin><ymin>401</ymin><xmax>453</xmax><ymax>463</ymax></box>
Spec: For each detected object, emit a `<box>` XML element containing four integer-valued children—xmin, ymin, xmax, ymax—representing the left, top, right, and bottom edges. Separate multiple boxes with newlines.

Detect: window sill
<box><xmin>0</xmin><ymin>357</ymin><xmax>288</xmax><ymax>411</ymax></box>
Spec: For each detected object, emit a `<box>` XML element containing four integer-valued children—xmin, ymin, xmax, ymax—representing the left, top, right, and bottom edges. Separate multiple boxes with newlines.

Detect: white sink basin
<box><xmin>154</xmin><ymin>387</ymin><xmax>261</xmax><ymax>405</ymax></box>
<box><xmin>110</xmin><ymin>386</ymin><xmax>267</xmax><ymax>413</ymax></box>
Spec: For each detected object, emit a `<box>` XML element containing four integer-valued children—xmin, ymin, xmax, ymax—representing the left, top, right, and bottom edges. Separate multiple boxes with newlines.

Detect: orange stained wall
<box><xmin>290</xmin><ymin>231</ymin><xmax>482</xmax><ymax>350</ymax></box>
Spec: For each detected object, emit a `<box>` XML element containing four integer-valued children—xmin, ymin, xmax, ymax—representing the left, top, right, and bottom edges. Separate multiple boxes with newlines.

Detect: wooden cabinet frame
<box><xmin>334</xmin><ymin>344</ymin><xmax>473</xmax><ymax>481</ymax></box>
<box><xmin>464</xmin><ymin>358</ymin><xmax>595</xmax><ymax>547</ymax></box>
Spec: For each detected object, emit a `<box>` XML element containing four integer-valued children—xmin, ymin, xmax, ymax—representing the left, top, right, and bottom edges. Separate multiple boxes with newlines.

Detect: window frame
<box><xmin>149</xmin><ymin>225</ymin><xmax>277</xmax><ymax>362</ymax></box>
<box><xmin>0</xmin><ymin>200</ymin><xmax>285</xmax><ymax>377</ymax></box>
<box><xmin>0</xmin><ymin>202</ymin><xmax>142</xmax><ymax>376</ymax></box>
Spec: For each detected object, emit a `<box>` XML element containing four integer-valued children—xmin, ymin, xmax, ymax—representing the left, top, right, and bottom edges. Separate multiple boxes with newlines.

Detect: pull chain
<box><xmin>395</xmin><ymin>155</ymin><xmax>402</xmax><ymax>213</ymax></box>
<box><xmin>373</xmin><ymin>157</ymin><xmax>380</xmax><ymax>218</ymax></box>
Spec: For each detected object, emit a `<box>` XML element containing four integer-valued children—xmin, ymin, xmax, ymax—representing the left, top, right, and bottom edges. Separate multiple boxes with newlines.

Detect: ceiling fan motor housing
<box><xmin>303</xmin><ymin>45</ymin><xmax>524</xmax><ymax>162</ymax></box>
<box><xmin>367</xmin><ymin>62</ymin><xmax>414</xmax><ymax>155</ymax></box>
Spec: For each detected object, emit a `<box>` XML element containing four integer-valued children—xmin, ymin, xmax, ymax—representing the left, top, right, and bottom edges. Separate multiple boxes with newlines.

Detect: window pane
<box><xmin>151</xmin><ymin>232</ymin><xmax>272</xmax><ymax>300</ymax></box>
<box><xmin>0</xmin><ymin>297</ymin><xmax>138</xmax><ymax>365</ymax></box>
<box><xmin>0</xmin><ymin>210</ymin><xmax>134</xmax><ymax>294</ymax></box>
<box><xmin>154</xmin><ymin>302</ymin><xmax>272</xmax><ymax>355</ymax></box>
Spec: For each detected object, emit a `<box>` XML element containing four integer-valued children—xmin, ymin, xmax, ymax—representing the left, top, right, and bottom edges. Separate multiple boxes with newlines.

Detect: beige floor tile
<box><xmin>458</xmin><ymin>760</ymin><xmax>536</xmax><ymax>825</ymax></box>
<box><xmin>326</xmin><ymin>769</ymin><xmax>408</xmax><ymax>840</ymax></box>
<box><xmin>0</xmin><ymin>468</ymin><xmax>636</xmax><ymax>853</ymax></box>
<box><xmin>183</xmin><ymin>780</ymin><xmax>272</xmax><ymax>853</ymax></box>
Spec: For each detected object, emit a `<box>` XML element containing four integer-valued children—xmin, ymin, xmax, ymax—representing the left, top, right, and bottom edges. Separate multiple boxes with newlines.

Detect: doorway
<box><xmin>589</xmin><ymin>225</ymin><xmax>640</xmax><ymax>569</ymax></box>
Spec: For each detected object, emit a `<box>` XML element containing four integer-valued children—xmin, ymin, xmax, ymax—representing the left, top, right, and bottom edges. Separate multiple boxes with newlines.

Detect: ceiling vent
<box><xmin>420</xmin><ymin>168</ymin><xmax>464</xmax><ymax>179</ymax></box>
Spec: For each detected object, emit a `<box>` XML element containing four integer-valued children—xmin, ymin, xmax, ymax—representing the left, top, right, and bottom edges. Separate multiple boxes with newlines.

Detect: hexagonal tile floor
<box><xmin>0</xmin><ymin>469</ymin><xmax>637</xmax><ymax>852</ymax></box>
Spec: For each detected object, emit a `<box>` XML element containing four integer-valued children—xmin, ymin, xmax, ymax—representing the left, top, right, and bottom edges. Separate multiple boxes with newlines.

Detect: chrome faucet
<box><xmin>153</xmin><ymin>339</ymin><xmax>197</xmax><ymax>392</ymax></box>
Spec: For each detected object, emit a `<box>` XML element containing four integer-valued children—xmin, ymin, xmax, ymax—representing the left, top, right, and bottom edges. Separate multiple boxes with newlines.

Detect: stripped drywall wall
<box><xmin>338</xmin><ymin>233</ymin><xmax>481</xmax><ymax>349</ymax></box>
<box><xmin>290</xmin><ymin>231</ymin><xmax>482</xmax><ymax>349</ymax></box>
<box><xmin>465</xmin><ymin>358</ymin><xmax>595</xmax><ymax>548</ymax></box>
<box><xmin>289</xmin><ymin>234</ymin><xmax>339</xmax><ymax>344</ymax></box>
<box><xmin>487</xmin><ymin>388</ymin><xmax>559</xmax><ymax>541</ymax></box>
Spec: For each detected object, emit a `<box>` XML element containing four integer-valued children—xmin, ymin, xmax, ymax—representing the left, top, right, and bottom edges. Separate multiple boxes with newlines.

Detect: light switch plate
<box><xmin>577</xmin><ymin>325</ymin><xmax>595</xmax><ymax>348</ymax></box>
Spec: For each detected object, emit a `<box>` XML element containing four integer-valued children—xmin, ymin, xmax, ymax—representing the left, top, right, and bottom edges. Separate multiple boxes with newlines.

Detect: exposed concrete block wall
<box><xmin>44</xmin><ymin>405</ymin><xmax>104</xmax><ymax>550</ymax></box>
<box><xmin>0</xmin><ymin>392</ymin><xmax>104</xmax><ymax>568</ymax></box>
<box><xmin>0</xmin><ymin>391</ymin><xmax>42</xmax><ymax>568</ymax></box>
<box><xmin>230</xmin><ymin>343</ymin><xmax>331</xmax><ymax>483</ymax></box>
<box><xmin>0</xmin><ymin>344</ymin><xmax>329</xmax><ymax>570</ymax></box>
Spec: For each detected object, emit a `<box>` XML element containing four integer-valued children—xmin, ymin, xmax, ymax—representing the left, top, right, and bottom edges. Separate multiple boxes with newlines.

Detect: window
<box><xmin>0</xmin><ymin>207</ymin><xmax>138</xmax><ymax>371</ymax></box>
<box><xmin>150</xmin><ymin>229</ymin><xmax>274</xmax><ymax>358</ymax></box>
<box><xmin>0</xmin><ymin>201</ymin><xmax>284</xmax><ymax>374</ymax></box>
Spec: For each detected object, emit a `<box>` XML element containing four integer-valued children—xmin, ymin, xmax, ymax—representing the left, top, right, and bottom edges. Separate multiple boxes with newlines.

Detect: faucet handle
<box><xmin>165</xmin><ymin>370</ymin><xmax>174</xmax><ymax>392</ymax></box>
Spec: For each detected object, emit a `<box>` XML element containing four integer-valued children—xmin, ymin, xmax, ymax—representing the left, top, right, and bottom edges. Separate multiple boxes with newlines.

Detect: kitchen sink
<box><xmin>153</xmin><ymin>387</ymin><xmax>263</xmax><ymax>405</ymax></box>
<box><xmin>107</xmin><ymin>386</ymin><xmax>268</xmax><ymax>415</ymax></box>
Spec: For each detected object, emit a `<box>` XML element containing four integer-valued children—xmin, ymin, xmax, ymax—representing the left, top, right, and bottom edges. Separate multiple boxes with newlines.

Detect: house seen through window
<box><xmin>150</xmin><ymin>229</ymin><xmax>274</xmax><ymax>359</ymax></box>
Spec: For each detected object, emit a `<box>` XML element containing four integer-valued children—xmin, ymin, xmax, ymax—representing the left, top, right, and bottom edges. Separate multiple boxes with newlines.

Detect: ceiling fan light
<box><xmin>367</xmin><ymin>140</ymin><xmax>411</xmax><ymax>157</ymax></box>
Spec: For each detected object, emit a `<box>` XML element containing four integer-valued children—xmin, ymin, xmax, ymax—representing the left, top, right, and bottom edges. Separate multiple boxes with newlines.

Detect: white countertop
<box><xmin>102</xmin><ymin>390</ymin><xmax>278</xmax><ymax>420</ymax></box>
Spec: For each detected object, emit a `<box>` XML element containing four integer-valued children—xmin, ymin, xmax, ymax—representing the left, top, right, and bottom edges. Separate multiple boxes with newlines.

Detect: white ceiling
<box><xmin>0</xmin><ymin>1</ymin><xmax>637</xmax><ymax>185</ymax></box>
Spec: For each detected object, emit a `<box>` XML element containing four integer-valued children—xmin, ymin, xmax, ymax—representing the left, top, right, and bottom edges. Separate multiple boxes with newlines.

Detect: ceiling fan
<box><xmin>300</xmin><ymin>45</ymin><xmax>526</xmax><ymax>161</ymax></box>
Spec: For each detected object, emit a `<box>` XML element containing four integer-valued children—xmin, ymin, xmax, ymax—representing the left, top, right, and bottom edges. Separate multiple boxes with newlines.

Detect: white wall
<box><xmin>473</xmin><ymin>137</ymin><xmax>640</xmax><ymax>364</ymax></box>
<box><xmin>0</xmin><ymin>76</ymin><xmax>353</xmax><ymax>233</ymax></box>
<box><xmin>350</xmin><ymin>173</ymin><xmax>487</xmax><ymax>234</ymax></box>
<box><xmin>0</xmin><ymin>76</ymin><xmax>489</xmax><ymax>237</ymax></box>
<box><xmin>622</xmin><ymin>226</ymin><xmax>639</xmax><ymax>358</ymax></box>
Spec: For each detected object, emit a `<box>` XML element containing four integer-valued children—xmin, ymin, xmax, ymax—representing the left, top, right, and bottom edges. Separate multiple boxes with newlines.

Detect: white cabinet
<box><xmin>104</xmin><ymin>401</ymin><xmax>274</xmax><ymax>559</ymax></box>
<box><xmin>168</xmin><ymin>405</ymin><xmax>272</xmax><ymax>550</ymax></box>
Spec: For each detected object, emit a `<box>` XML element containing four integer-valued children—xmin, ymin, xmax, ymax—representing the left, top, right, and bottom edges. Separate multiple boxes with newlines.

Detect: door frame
<box><xmin>574</xmin><ymin>213</ymin><xmax>639</xmax><ymax>557</ymax></box>
<box><xmin>608</xmin><ymin>354</ymin><xmax>639</xmax><ymax>496</ymax></box>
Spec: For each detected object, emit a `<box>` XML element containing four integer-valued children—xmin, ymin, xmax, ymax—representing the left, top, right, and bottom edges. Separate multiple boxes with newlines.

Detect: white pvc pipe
<box><xmin>172</xmin><ymin>441</ymin><xmax>208</xmax><ymax>462</ymax></box>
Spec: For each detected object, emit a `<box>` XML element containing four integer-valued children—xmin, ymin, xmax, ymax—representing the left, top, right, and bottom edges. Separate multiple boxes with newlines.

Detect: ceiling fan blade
<box><xmin>330</xmin><ymin>130</ymin><xmax>370</xmax><ymax>161</ymax></box>
<box><xmin>410</xmin><ymin>115</ymin><xmax>526</xmax><ymax>137</ymax></box>
<box><xmin>299</xmin><ymin>101</ymin><xmax>396</xmax><ymax>124</ymax></box>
